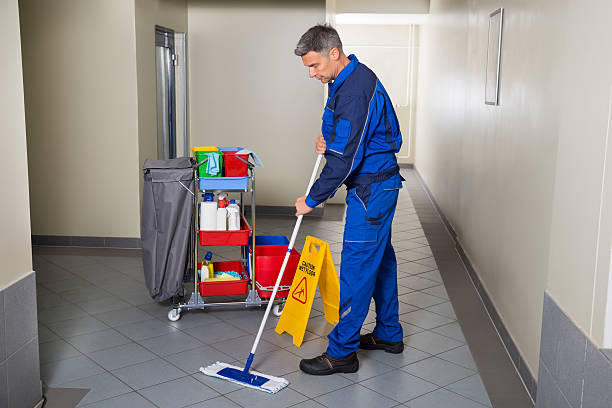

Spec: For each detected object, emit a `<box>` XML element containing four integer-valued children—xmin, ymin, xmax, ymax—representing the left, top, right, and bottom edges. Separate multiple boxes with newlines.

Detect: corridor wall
<box><xmin>415</xmin><ymin>0</ymin><xmax>612</xmax><ymax>388</ymax></box>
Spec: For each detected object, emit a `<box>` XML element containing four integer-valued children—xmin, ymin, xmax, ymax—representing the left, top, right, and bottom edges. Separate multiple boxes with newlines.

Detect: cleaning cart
<box><xmin>166</xmin><ymin>147</ymin><xmax>293</xmax><ymax>321</ymax></box>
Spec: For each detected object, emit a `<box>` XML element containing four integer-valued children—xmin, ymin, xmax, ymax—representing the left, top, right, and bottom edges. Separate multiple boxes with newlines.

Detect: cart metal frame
<box><xmin>168</xmin><ymin>158</ymin><xmax>284</xmax><ymax>321</ymax></box>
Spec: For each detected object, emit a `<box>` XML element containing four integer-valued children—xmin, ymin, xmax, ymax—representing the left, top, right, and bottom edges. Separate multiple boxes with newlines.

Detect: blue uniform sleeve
<box><xmin>306</xmin><ymin>94</ymin><xmax>371</xmax><ymax>208</ymax></box>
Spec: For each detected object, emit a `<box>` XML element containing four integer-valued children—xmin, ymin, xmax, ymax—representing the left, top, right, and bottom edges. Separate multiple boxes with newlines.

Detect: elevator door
<box><xmin>155</xmin><ymin>26</ymin><xmax>176</xmax><ymax>160</ymax></box>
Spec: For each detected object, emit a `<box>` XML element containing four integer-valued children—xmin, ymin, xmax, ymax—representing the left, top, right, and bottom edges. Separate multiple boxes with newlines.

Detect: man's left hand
<box><xmin>295</xmin><ymin>196</ymin><xmax>314</xmax><ymax>216</ymax></box>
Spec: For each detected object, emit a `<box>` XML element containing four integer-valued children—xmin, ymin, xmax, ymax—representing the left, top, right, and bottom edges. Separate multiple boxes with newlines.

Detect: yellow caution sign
<box><xmin>275</xmin><ymin>236</ymin><xmax>340</xmax><ymax>346</ymax></box>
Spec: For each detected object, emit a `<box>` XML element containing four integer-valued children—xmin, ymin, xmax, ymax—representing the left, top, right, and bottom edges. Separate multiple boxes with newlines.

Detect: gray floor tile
<box><xmin>37</xmin><ymin>304</ymin><xmax>89</xmax><ymax>324</ymax></box>
<box><xmin>404</xmin><ymin>388</ymin><xmax>487</xmax><ymax>407</ymax></box>
<box><xmin>339</xmin><ymin>352</ymin><xmax>395</xmax><ymax>382</ymax></box>
<box><xmin>139</xmin><ymin>331</ymin><xmax>204</xmax><ymax>357</ymax></box>
<box><xmin>38</xmin><ymin>324</ymin><xmax>60</xmax><ymax>343</ymax></box>
<box><xmin>402</xmin><ymin>356</ymin><xmax>475</xmax><ymax>386</ymax></box>
<box><xmin>79</xmin><ymin>391</ymin><xmax>156</xmax><ymax>407</ymax></box>
<box><xmin>114</xmin><ymin>318</ymin><xmax>179</xmax><ymax>341</ymax></box>
<box><xmin>111</xmin><ymin>358</ymin><xmax>185</xmax><ymax>390</ymax></box>
<box><xmin>226</xmin><ymin>385</ymin><xmax>307</xmax><ymax>408</ymax></box>
<box><xmin>37</xmin><ymin>293</ymin><xmax>72</xmax><ymax>310</ymax></box>
<box><xmin>66</xmin><ymin>328</ymin><xmax>132</xmax><ymax>353</ymax></box>
<box><xmin>364</xmin><ymin>345</ymin><xmax>431</xmax><ymax>368</ymax></box>
<box><xmin>418</xmin><ymin>270</ymin><xmax>443</xmax><ymax>283</ymax></box>
<box><xmin>184</xmin><ymin>321</ymin><xmax>249</xmax><ymax>344</ymax></box>
<box><xmin>400</xmin><ymin>309</ymin><xmax>454</xmax><ymax>330</ymax></box>
<box><xmin>165</xmin><ymin>346</ymin><xmax>235</xmax><ymax>375</ymax></box>
<box><xmin>139</xmin><ymin>376</ymin><xmax>219</xmax><ymax>408</ymax></box>
<box><xmin>40</xmin><ymin>355</ymin><xmax>105</xmax><ymax>386</ymax></box>
<box><xmin>446</xmin><ymin>375</ymin><xmax>492</xmax><ymax>407</ymax></box>
<box><xmin>432</xmin><ymin>322</ymin><xmax>466</xmax><ymax>342</ymax></box>
<box><xmin>397</xmin><ymin>262</ymin><xmax>435</xmax><ymax>275</ymax></box>
<box><xmin>399</xmin><ymin>292</ymin><xmax>447</xmax><ymax>308</ymax></box>
<box><xmin>77</xmin><ymin>297</ymin><xmax>132</xmax><ymax>314</ymax></box>
<box><xmin>164</xmin><ymin>309</ymin><xmax>223</xmax><ymax>329</ymax></box>
<box><xmin>93</xmin><ymin>308</ymin><xmax>155</xmax><ymax>327</ymax></box>
<box><xmin>211</xmin><ymin>334</ymin><xmax>279</xmax><ymax>360</ymax></box>
<box><xmin>425</xmin><ymin>302</ymin><xmax>457</xmax><ymax>319</ymax></box>
<box><xmin>285</xmin><ymin>370</ymin><xmax>353</xmax><ymax>398</ymax></box>
<box><xmin>421</xmin><ymin>285</ymin><xmax>449</xmax><ymax>300</ymax></box>
<box><xmin>404</xmin><ymin>331</ymin><xmax>463</xmax><ymax>355</ymax></box>
<box><xmin>437</xmin><ymin>345</ymin><xmax>478</xmax><ymax>370</ymax></box>
<box><xmin>249</xmin><ymin>349</ymin><xmax>303</xmax><ymax>377</ymax></box>
<box><xmin>39</xmin><ymin>339</ymin><xmax>82</xmax><ymax>364</ymax></box>
<box><xmin>87</xmin><ymin>343</ymin><xmax>157</xmax><ymax>371</ymax></box>
<box><xmin>315</xmin><ymin>383</ymin><xmax>397</xmax><ymax>408</ymax></box>
<box><xmin>58</xmin><ymin>372</ymin><xmax>132</xmax><ymax>407</ymax></box>
<box><xmin>287</xmin><ymin>400</ymin><xmax>327</xmax><ymax>408</ymax></box>
<box><xmin>398</xmin><ymin>276</ymin><xmax>440</xmax><ymax>290</ymax></box>
<box><xmin>183</xmin><ymin>396</ymin><xmax>242</xmax><ymax>408</ymax></box>
<box><xmin>285</xmin><ymin>337</ymin><xmax>328</xmax><ymax>359</ymax></box>
<box><xmin>46</xmin><ymin>316</ymin><xmax>110</xmax><ymax>338</ymax></box>
<box><xmin>361</xmin><ymin>369</ymin><xmax>439</xmax><ymax>403</ymax></box>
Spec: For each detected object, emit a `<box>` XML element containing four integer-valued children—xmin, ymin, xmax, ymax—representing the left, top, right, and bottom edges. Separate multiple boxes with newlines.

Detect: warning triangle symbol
<box><xmin>291</xmin><ymin>277</ymin><xmax>308</xmax><ymax>304</ymax></box>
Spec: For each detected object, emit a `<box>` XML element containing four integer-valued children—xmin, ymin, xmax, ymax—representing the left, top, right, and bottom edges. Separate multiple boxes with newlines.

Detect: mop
<box><xmin>201</xmin><ymin>154</ymin><xmax>324</xmax><ymax>394</ymax></box>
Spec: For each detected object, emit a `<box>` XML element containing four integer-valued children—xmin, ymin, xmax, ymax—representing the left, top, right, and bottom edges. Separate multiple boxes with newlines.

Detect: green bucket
<box><xmin>194</xmin><ymin>150</ymin><xmax>223</xmax><ymax>177</ymax></box>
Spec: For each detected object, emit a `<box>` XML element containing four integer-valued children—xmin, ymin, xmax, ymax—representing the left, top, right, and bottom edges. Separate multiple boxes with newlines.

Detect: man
<box><xmin>293</xmin><ymin>24</ymin><xmax>405</xmax><ymax>375</ymax></box>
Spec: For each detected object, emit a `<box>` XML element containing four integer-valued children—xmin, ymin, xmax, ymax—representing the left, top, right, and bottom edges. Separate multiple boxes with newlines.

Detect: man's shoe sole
<box><xmin>299</xmin><ymin>361</ymin><xmax>359</xmax><ymax>375</ymax></box>
<box><xmin>359</xmin><ymin>343</ymin><xmax>404</xmax><ymax>354</ymax></box>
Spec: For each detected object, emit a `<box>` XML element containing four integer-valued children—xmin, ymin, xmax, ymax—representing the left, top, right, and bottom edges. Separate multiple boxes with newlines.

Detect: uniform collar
<box><xmin>328</xmin><ymin>54</ymin><xmax>358</xmax><ymax>99</ymax></box>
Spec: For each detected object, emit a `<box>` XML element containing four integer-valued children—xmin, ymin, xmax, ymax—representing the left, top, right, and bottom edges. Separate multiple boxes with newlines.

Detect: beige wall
<box><xmin>1</xmin><ymin>0</ymin><xmax>33</xmax><ymax>289</ymax></box>
<box><xmin>416</xmin><ymin>0</ymin><xmax>555</xmax><ymax>377</ymax></box>
<box><xmin>336</xmin><ymin>24</ymin><xmax>418</xmax><ymax>164</ymax></box>
<box><xmin>335</xmin><ymin>0</ymin><xmax>429</xmax><ymax>14</ymax></box>
<box><xmin>187</xmin><ymin>0</ymin><xmax>326</xmax><ymax>206</ymax></box>
<box><xmin>545</xmin><ymin>0</ymin><xmax>612</xmax><ymax>347</ymax></box>
<box><xmin>135</xmin><ymin>0</ymin><xmax>188</xmax><ymax>177</ymax></box>
<box><xmin>20</xmin><ymin>0</ymin><xmax>141</xmax><ymax>237</ymax></box>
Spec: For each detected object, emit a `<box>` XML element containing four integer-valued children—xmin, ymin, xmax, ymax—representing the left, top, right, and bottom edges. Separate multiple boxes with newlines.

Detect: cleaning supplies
<box><xmin>200</xmin><ymin>193</ymin><xmax>217</xmax><ymax>231</ymax></box>
<box><xmin>203</xmin><ymin>252</ymin><xmax>214</xmax><ymax>279</ymax></box>
<box><xmin>217</xmin><ymin>199</ymin><xmax>228</xmax><ymax>230</ymax></box>
<box><xmin>227</xmin><ymin>200</ymin><xmax>240</xmax><ymax>231</ymax></box>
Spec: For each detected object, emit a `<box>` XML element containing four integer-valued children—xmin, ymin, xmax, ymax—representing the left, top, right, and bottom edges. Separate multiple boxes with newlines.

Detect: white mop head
<box><xmin>200</xmin><ymin>362</ymin><xmax>289</xmax><ymax>394</ymax></box>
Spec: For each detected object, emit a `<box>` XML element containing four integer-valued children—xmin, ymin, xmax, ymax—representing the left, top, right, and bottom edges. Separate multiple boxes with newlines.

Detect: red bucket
<box><xmin>251</xmin><ymin>245</ymin><xmax>300</xmax><ymax>298</ymax></box>
<box><xmin>220</xmin><ymin>148</ymin><xmax>249</xmax><ymax>177</ymax></box>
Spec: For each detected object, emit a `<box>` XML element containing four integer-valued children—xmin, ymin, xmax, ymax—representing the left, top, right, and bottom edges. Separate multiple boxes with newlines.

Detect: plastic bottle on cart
<box><xmin>216</xmin><ymin>199</ymin><xmax>228</xmax><ymax>230</ymax></box>
<box><xmin>200</xmin><ymin>193</ymin><xmax>217</xmax><ymax>231</ymax></box>
<box><xmin>227</xmin><ymin>200</ymin><xmax>240</xmax><ymax>231</ymax></box>
<box><xmin>203</xmin><ymin>251</ymin><xmax>214</xmax><ymax>279</ymax></box>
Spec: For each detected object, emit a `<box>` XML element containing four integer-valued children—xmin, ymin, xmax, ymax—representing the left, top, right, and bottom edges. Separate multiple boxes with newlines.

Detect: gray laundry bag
<box><xmin>141</xmin><ymin>157</ymin><xmax>194</xmax><ymax>302</ymax></box>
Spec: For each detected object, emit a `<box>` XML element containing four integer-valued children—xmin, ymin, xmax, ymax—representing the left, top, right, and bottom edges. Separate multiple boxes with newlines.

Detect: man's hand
<box><xmin>316</xmin><ymin>135</ymin><xmax>326</xmax><ymax>154</ymax></box>
<box><xmin>295</xmin><ymin>196</ymin><xmax>314</xmax><ymax>216</ymax></box>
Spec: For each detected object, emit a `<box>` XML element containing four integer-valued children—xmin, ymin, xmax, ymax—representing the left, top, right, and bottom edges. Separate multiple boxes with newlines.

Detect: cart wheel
<box><xmin>273</xmin><ymin>303</ymin><xmax>284</xmax><ymax>317</ymax></box>
<box><xmin>168</xmin><ymin>309</ymin><xmax>181</xmax><ymax>322</ymax></box>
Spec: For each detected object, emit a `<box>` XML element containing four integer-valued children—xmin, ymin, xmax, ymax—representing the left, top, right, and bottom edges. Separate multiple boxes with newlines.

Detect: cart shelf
<box><xmin>198</xmin><ymin>214</ymin><xmax>251</xmax><ymax>246</ymax></box>
<box><xmin>199</xmin><ymin>176</ymin><xmax>250</xmax><ymax>192</ymax></box>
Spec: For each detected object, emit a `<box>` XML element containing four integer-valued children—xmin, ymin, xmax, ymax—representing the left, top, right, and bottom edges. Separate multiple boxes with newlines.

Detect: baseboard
<box><xmin>32</xmin><ymin>235</ymin><xmax>141</xmax><ymax>249</ymax></box>
<box><xmin>399</xmin><ymin>162</ymin><xmax>414</xmax><ymax>169</ymax></box>
<box><xmin>413</xmin><ymin>166</ymin><xmax>538</xmax><ymax>403</ymax></box>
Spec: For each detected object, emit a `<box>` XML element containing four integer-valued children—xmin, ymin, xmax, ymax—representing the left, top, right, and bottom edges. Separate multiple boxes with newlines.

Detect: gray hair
<box><xmin>294</xmin><ymin>24</ymin><xmax>343</xmax><ymax>57</ymax></box>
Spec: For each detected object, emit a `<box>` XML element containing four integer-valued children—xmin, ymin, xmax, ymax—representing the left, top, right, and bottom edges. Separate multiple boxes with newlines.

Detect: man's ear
<box><xmin>328</xmin><ymin>47</ymin><xmax>340</xmax><ymax>61</ymax></box>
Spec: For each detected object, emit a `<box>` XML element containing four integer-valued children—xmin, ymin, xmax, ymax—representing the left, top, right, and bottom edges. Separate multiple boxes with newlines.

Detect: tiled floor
<box><xmin>35</xmin><ymin>170</ymin><xmax>503</xmax><ymax>407</ymax></box>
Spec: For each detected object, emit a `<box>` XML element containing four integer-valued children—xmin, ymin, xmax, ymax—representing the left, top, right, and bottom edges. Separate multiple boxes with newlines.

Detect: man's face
<box><xmin>301</xmin><ymin>50</ymin><xmax>335</xmax><ymax>84</ymax></box>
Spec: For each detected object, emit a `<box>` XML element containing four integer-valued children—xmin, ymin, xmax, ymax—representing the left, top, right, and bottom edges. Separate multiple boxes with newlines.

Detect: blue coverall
<box><xmin>305</xmin><ymin>54</ymin><xmax>404</xmax><ymax>358</ymax></box>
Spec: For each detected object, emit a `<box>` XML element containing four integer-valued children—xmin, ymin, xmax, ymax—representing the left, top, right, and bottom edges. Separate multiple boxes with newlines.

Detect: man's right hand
<box><xmin>316</xmin><ymin>135</ymin><xmax>326</xmax><ymax>154</ymax></box>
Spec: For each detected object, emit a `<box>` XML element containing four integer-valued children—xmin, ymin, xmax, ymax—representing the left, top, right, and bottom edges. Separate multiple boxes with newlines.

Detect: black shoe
<box><xmin>299</xmin><ymin>352</ymin><xmax>359</xmax><ymax>375</ymax></box>
<box><xmin>359</xmin><ymin>333</ymin><xmax>404</xmax><ymax>354</ymax></box>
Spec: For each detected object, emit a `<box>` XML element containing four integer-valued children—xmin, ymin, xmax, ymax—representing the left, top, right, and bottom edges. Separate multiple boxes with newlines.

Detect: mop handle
<box><xmin>244</xmin><ymin>154</ymin><xmax>323</xmax><ymax>371</ymax></box>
